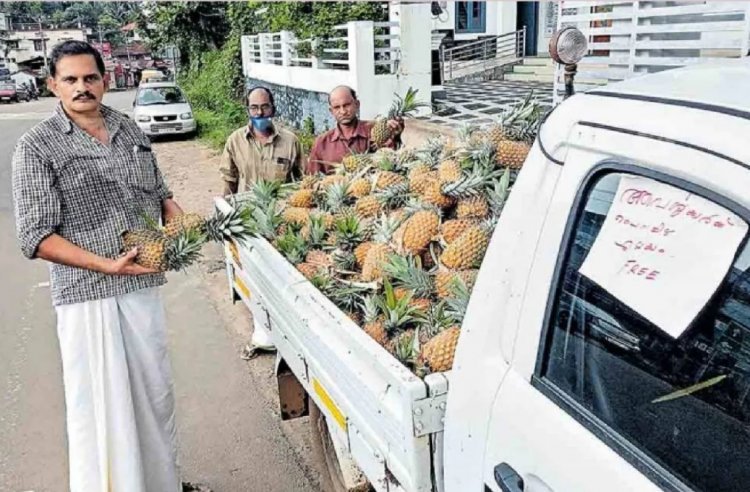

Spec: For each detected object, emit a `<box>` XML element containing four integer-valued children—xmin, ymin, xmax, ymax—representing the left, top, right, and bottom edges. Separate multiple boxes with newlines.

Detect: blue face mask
<box><xmin>250</xmin><ymin>116</ymin><xmax>273</xmax><ymax>133</ymax></box>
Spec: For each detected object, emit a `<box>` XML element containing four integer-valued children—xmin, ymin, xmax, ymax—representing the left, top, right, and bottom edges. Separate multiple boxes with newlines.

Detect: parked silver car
<box><xmin>133</xmin><ymin>82</ymin><xmax>196</xmax><ymax>137</ymax></box>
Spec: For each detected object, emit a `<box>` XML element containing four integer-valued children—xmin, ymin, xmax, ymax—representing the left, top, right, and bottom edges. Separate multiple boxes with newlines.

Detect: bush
<box><xmin>180</xmin><ymin>37</ymin><xmax>246</xmax><ymax>150</ymax></box>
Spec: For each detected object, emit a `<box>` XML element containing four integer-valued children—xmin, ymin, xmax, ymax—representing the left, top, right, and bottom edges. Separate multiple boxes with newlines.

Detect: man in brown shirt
<box><xmin>306</xmin><ymin>85</ymin><xmax>403</xmax><ymax>175</ymax></box>
<box><xmin>220</xmin><ymin>86</ymin><xmax>302</xmax><ymax>354</ymax></box>
<box><xmin>219</xmin><ymin>87</ymin><xmax>303</xmax><ymax>195</ymax></box>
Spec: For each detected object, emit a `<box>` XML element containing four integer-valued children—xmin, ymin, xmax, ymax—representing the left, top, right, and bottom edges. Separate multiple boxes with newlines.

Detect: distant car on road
<box><xmin>0</xmin><ymin>83</ymin><xmax>21</xmax><ymax>103</ymax></box>
<box><xmin>133</xmin><ymin>82</ymin><xmax>196</xmax><ymax>138</ymax></box>
<box><xmin>14</xmin><ymin>84</ymin><xmax>31</xmax><ymax>102</ymax></box>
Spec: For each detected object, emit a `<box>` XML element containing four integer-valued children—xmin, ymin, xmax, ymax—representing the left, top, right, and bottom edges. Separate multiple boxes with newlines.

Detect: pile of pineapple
<box><xmin>237</xmin><ymin>95</ymin><xmax>543</xmax><ymax>377</ymax></box>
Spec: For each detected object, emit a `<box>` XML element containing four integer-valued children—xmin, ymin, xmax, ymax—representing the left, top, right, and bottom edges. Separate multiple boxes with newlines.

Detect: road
<box><xmin>0</xmin><ymin>92</ymin><xmax>318</xmax><ymax>492</ymax></box>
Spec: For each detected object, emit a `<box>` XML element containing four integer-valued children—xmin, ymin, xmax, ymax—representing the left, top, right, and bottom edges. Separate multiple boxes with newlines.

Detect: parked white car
<box><xmin>133</xmin><ymin>82</ymin><xmax>196</xmax><ymax>137</ymax></box>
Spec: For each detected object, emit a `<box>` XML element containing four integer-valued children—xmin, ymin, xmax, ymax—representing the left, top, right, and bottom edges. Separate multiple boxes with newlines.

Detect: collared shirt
<box><xmin>12</xmin><ymin>103</ymin><xmax>172</xmax><ymax>306</ymax></box>
<box><xmin>306</xmin><ymin>119</ymin><xmax>400</xmax><ymax>175</ymax></box>
<box><xmin>219</xmin><ymin>124</ymin><xmax>303</xmax><ymax>194</ymax></box>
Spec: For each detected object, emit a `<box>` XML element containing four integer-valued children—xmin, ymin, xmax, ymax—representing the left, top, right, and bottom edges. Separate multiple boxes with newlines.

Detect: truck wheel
<box><xmin>309</xmin><ymin>401</ymin><xmax>349</xmax><ymax>492</ymax></box>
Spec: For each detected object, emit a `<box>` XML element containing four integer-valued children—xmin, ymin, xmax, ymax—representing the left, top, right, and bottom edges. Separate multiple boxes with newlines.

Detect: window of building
<box><xmin>455</xmin><ymin>1</ymin><xmax>486</xmax><ymax>34</ymax></box>
<box><xmin>33</xmin><ymin>40</ymin><xmax>43</xmax><ymax>51</ymax></box>
<box><xmin>539</xmin><ymin>171</ymin><xmax>750</xmax><ymax>492</ymax></box>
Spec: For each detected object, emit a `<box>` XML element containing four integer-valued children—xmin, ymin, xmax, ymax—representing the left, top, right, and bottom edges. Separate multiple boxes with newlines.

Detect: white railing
<box><xmin>555</xmin><ymin>1</ymin><xmax>750</xmax><ymax>101</ymax></box>
<box><xmin>242</xmin><ymin>22</ymin><xmax>399</xmax><ymax>74</ymax></box>
<box><xmin>240</xmin><ymin>11</ymin><xmax>433</xmax><ymax>121</ymax></box>
<box><xmin>440</xmin><ymin>28</ymin><xmax>526</xmax><ymax>83</ymax></box>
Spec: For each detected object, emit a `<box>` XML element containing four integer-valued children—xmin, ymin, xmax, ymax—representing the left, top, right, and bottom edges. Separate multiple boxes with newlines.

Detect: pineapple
<box><xmin>355</xmin><ymin>195</ymin><xmax>382</xmax><ymax>219</ymax></box>
<box><xmin>375</xmin><ymin>182</ymin><xmax>411</xmax><ymax>210</ymax></box>
<box><xmin>409</xmin><ymin>170</ymin><xmax>437</xmax><ymax>195</ymax></box>
<box><xmin>395</xmin><ymin>148</ymin><xmax>418</xmax><ymax>168</ymax></box>
<box><xmin>331</xmin><ymin>249</ymin><xmax>357</xmax><ymax>272</ymax></box>
<box><xmin>399</xmin><ymin>210</ymin><xmax>440</xmax><ymax>255</ymax></box>
<box><xmin>306</xmin><ymin>249</ymin><xmax>332</xmax><ymax>269</ymax></box>
<box><xmin>203</xmin><ymin>205</ymin><xmax>257</xmax><ymax>245</ymax></box>
<box><xmin>288</xmin><ymin>189</ymin><xmax>315</xmax><ymax>208</ymax></box>
<box><xmin>389</xmin><ymin>329</ymin><xmax>420</xmax><ymax>369</ymax></box>
<box><xmin>322</xmin><ymin>182</ymin><xmax>352</xmax><ymax>215</ymax></box>
<box><xmin>347</xmin><ymin>178</ymin><xmax>371</xmax><ymax>199</ymax></box>
<box><xmin>122</xmin><ymin>229</ymin><xmax>167</xmax><ymax>270</ymax></box>
<box><xmin>297</xmin><ymin>262</ymin><xmax>321</xmax><ymax>280</ymax></box>
<box><xmin>282</xmin><ymin>207</ymin><xmax>311</xmax><ymax>227</ymax></box>
<box><xmin>437</xmin><ymin>160</ymin><xmax>462</xmax><ymax>185</ymax></box>
<box><xmin>275</xmin><ymin>230</ymin><xmax>308</xmax><ymax>264</ymax></box>
<box><xmin>384</xmin><ymin>254</ymin><xmax>435</xmax><ymax>299</ymax></box>
<box><xmin>361</xmin><ymin>243</ymin><xmax>391</xmax><ymax>282</ymax></box>
<box><xmin>342</xmin><ymin>151</ymin><xmax>372</xmax><ymax>173</ymax></box>
<box><xmin>245</xmin><ymin>179</ymin><xmax>285</xmax><ymax>209</ymax></box>
<box><xmin>435</xmin><ymin>269</ymin><xmax>478</xmax><ymax>299</ymax></box>
<box><xmin>333</xmin><ymin>215</ymin><xmax>366</xmax><ymax>251</ymax></box>
<box><xmin>164</xmin><ymin>212</ymin><xmax>205</xmax><ymax>238</ymax></box>
<box><xmin>379</xmin><ymin>279</ymin><xmax>421</xmax><ymax>334</ymax></box>
<box><xmin>487</xmin><ymin>94</ymin><xmax>541</xmax><ymax>169</ymax></box>
<box><xmin>122</xmin><ymin>228</ymin><xmax>204</xmax><ymax>272</ymax></box>
<box><xmin>370</xmin><ymin>87</ymin><xmax>426</xmax><ymax>148</ymax></box>
<box><xmin>300</xmin><ymin>175</ymin><xmax>319</xmax><ymax>190</ymax></box>
<box><xmin>419</xmin><ymin>326</ymin><xmax>461</xmax><ymax>372</ymax></box>
<box><xmin>373</xmin><ymin>171</ymin><xmax>406</xmax><ymax>191</ymax></box>
<box><xmin>421</xmin><ymin>178</ymin><xmax>455</xmax><ymax>209</ymax></box>
<box><xmin>408</xmin><ymin>162</ymin><xmax>432</xmax><ymax>179</ymax></box>
<box><xmin>354</xmin><ymin>242</ymin><xmax>375</xmax><ymax>268</ymax></box>
<box><xmin>440</xmin><ymin>223</ymin><xmax>490</xmax><ymax>270</ymax></box>
<box><xmin>456</xmin><ymin>196</ymin><xmax>490</xmax><ymax>219</ymax></box>
<box><xmin>361</xmin><ymin>295</ymin><xmax>387</xmax><ymax>346</ymax></box>
<box><xmin>440</xmin><ymin>219</ymin><xmax>475</xmax><ymax>245</ymax></box>
<box><xmin>496</xmin><ymin>140</ymin><xmax>531</xmax><ymax>170</ymax></box>
<box><xmin>300</xmin><ymin>214</ymin><xmax>328</xmax><ymax>248</ymax></box>
<box><xmin>320</xmin><ymin>174</ymin><xmax>347</xmax><ymax>190</ymax></box>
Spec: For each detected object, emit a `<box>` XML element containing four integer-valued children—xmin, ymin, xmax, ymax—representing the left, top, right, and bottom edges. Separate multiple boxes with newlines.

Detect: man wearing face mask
<box><xmin>219</xmin><ymin>86</ymin><xmax>303</xmax><ymax>354</ymax></box>
<box><xmin>219</xmin><ymin>86</ymin><xmax>304</xmax><ymax>196</ymax></box>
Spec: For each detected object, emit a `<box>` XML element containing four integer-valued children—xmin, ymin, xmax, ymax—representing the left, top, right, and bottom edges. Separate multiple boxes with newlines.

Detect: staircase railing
<box><xmin>439</xmin><ymin>27</ymin><xmax>526</xmax><ymax>83</ymax></box>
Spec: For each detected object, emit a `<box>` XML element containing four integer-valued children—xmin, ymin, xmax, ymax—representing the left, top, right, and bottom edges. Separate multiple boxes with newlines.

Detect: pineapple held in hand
<box><xmin>370</xmin><ymin>87</ymin><xmax>426</xmax><ymax>148</ymax></box>
<box><xmin>121</xmin><ymin>228</ymin><xmax>205</xmax><ymax>272</ymax></box>
<box><xmin>123</xmin><ymin>206</ymin><xmax>257</xmax><ymax>271</ymax></box>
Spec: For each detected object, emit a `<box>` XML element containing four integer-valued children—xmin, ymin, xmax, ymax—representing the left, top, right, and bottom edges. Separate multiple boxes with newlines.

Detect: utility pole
<box><xmin>37</xmin><ymin>17</ymin><xmax>48</xmax><ymax>76</ymax></box>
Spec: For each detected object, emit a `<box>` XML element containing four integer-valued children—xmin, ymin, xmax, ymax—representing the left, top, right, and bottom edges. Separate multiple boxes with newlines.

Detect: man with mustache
<box><xmin>11</xmin><ymin>40</ymin><xmax>209</xmax><ymax>491</ymax></box>
<box><xmin>306</xmin><ymin>85</ymin><xmax>404</xmax><ymax>174</ymax></box>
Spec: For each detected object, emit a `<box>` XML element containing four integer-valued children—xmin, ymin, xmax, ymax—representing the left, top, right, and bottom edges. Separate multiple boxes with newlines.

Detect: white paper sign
<box><xmin>579</xmin><ymin>175</ymin><xmax>748</xmax><ymax>338</ymax></box>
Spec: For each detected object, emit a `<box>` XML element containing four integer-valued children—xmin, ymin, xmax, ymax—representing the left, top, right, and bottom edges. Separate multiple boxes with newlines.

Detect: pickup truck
<box><xmin>217</xmin><ymin>59</ymin><xmax>750</xmax><ymax>492</ymax></box>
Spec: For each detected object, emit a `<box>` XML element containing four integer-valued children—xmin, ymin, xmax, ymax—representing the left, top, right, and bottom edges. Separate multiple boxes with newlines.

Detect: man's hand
<box><xmin>104</xmin><ymin>248</ymin><xmax>159</xmax><ymax>276</ymax></box>
<box><xmin>387</xmin><ymin>117</ymin><xmax>405</xmax><ymax>136</ymax></box>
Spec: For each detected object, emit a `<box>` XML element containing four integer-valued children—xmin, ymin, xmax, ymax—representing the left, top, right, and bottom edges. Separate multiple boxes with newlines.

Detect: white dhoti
<box><xmin>249</xmin><ymin>295</ymin><xmax>275</xmax><ymax>350</ymax></box>
<box><xmin>55</xmin><ymin>287</ymin><xmax>180</xmax><ymax>492</ymax></box>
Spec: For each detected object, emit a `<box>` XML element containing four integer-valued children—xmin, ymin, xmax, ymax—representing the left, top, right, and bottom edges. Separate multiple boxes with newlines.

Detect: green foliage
<box><xmin>148</xmin><ymin>2</ymin><xmax>386</xmax><ymax>149</ymax></box>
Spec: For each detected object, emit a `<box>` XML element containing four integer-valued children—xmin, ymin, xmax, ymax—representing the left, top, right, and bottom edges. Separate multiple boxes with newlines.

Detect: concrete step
<box><xmin>504</xmin><ymin>72</ymin><xmax>554</xmax><ymax>83</ymax></box>
<box><xmin>522</xmin><ymin>57</ymin><xmax>554</xmax><ymax>67</ymax></box>
<box><xmin>514</xmin><ymin>64</ymin><xmax>555</xmax><ymax>75</ymax></box>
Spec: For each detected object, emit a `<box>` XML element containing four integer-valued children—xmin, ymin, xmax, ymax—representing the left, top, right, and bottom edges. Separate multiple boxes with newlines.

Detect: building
<box><xmin>2</xmin><ymin>23</ymin><xmax>87</xmax><ymax>75</ymax></box>
<box><xmin>430</xmin><ymin>1</ymin><xmax>558</xmax><ymax>56</ymax></box>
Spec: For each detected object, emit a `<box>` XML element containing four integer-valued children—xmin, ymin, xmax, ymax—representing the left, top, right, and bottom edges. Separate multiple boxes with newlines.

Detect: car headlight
<box><xmin>180</xmin><ymin>112</ymin><xmax>193</xmax><ymax>120</ymax></box>
<box><xmin>136</xmin><ymin>115</ymin><xmax>151</xmax><ymax>122</ymax></box>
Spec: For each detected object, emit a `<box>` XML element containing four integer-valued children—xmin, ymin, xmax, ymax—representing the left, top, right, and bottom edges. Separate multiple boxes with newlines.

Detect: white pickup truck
<box><xmin>217</xmin><ymin>60</ymin><xmax>750</xmax><ymax>492</ymax></box>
